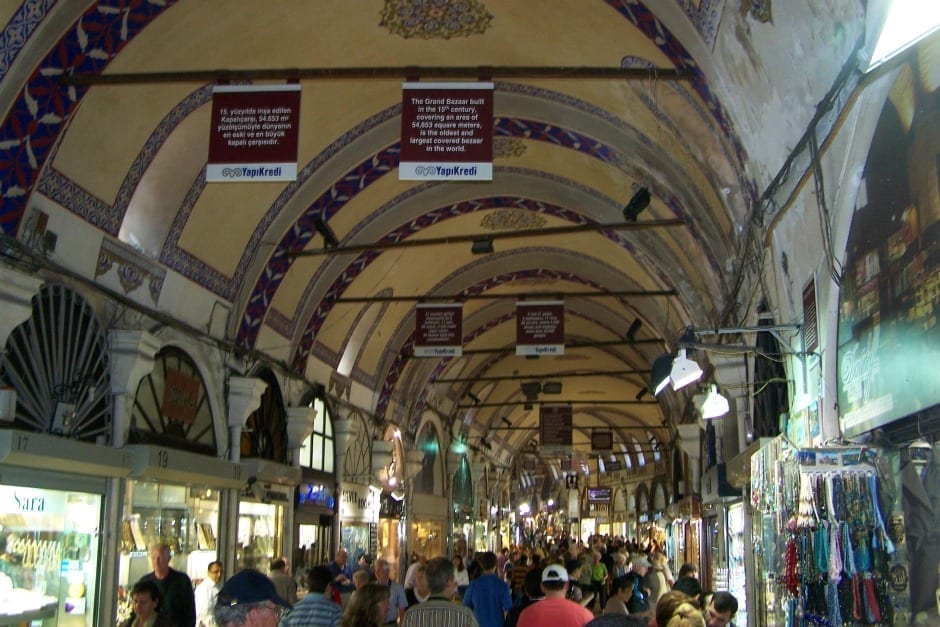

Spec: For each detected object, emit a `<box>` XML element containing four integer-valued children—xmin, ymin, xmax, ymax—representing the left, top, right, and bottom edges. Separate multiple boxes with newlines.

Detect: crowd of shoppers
<box><xmin>119</xmin><ymin>535</ymin><xmax>737</xmax><ymax>627</ymax></box>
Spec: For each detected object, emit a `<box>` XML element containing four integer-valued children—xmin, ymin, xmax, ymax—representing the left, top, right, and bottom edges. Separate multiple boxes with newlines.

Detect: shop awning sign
<box><xmin>208</xmin><ymin>84</ymin><xmax>301</xmax><ymax>182</ymax></box>
<box><xmin>414</xmin><ymin>303</ymin><xmax>463</xmax><ymax>357</ymax></box>
<box><xmin>399</xmin><ymin>82</ymin><xmax>493</xmax><ymax>181</ymax></box>
<box><xmin>516</xmin><ymin>300</ymin><xmax>564</xmax><ymax>355</ymax></box>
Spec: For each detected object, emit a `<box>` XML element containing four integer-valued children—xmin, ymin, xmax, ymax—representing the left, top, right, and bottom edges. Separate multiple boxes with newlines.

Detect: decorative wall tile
<box><xmin>96</xmin><ymin>237</ymin><xmax>166</xmax><ymax>304</ymax></box>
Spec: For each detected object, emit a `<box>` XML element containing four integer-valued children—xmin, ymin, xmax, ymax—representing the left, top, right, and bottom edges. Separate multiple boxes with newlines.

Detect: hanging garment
<box><xmin>900</xmin><ymin>445</ymin><xmax>940</xmax><ymax>615</ymax></box>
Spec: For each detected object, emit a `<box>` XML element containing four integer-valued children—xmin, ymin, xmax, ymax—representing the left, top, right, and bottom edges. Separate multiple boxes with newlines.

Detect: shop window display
<box><xmin>0</xmin><ymin>485</ymin><xmax>102</xmax><ymax>626</ymax></box>
<box><xmin>410</xmin><ymin>520</ymin><xmax>443</xmax><ymax>559</ymax></box>
<box><xmin>341</xmin><ymin>523</ymin><xmax>373</xmax><ymax>565</ymax></box>
<box><xmin>117</xmin><ymin>480</ymin><xmax>219</xmax><ymax>618</ymax></box>
<box><xmin>235</xmin><ymin>500</ymin><xmax>283</xmax><ymax>573</ymax></box>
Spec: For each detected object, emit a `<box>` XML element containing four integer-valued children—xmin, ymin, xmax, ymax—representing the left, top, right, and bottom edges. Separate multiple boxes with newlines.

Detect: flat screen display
<box><xmin>587</xmin><ymin>487</ymin><xmax>611</xmax><ymax>503</ymax></box>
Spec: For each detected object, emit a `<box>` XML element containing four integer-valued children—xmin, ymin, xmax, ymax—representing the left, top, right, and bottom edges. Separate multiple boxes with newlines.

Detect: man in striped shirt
<box><xmin>280</xmin><ymin>566</ymin><xmax>343</xmax><ymax>627</ymax></box>
<box><xmin>401</xmin><ymin>557</ymin><xmax>479</xmax><ymax>627</ymax></box>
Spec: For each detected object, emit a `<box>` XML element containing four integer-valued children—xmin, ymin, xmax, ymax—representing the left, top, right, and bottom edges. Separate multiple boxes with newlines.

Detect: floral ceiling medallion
<box><xmin>381</xmin><ymin>0</ymin><xmax>493</xmax><ymax>39</ymax></box>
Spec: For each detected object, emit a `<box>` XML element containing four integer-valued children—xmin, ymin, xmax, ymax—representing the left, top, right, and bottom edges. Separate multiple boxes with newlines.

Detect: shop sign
<box><xmin>162</xmin><ymin>369</ymin><xmax>201</xmax><ymax>425</ymax></box>
<box><xmin>0</xmin><ymin>485</ymin><xmax>66</xmax><ymax>515</ymax></box>
<box><xmin>298</xmin><ymin>483</ymin><xmax>334</xmax><ymax>508</ymax></box>
<box><xmin>339</xmin><ymin>484</ymin><xmax>376</xmax><ymax>519</ymax></box>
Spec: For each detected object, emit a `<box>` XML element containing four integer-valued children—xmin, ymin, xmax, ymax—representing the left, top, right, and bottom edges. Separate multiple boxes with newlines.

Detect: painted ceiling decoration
<box><xmin>0</xmin><ymin>0</ymin><xmax>870</xmax><ymax>474</ymax></box>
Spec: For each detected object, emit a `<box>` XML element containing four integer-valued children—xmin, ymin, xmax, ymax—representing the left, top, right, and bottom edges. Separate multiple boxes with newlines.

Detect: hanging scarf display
<box><xmin>753</xmin><ymin>443</ymin><xmax>895</xmax><ymax>627</ymax></box>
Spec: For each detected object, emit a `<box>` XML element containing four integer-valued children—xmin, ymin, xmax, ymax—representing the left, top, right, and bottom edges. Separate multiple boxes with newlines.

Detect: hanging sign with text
<box><xmin>399</xmin><ymin>82</ymin><xmax>493</xmax><ymax>181</ymax></box>
<box><xmin>207</xmin><ymin>84</ymin><xmax>301</xmax><ymax>182</ymax></box>
<box><xmin>540</xmin><ymin>404</ymin><xmax>573</xmax><ymax>452</ymax></box>
<box><xmin>515</xmin><ymin>300</ymin><xmax>565</xmax><ymax>355</ymax></box>
<box><xmin>414</xmin><ymin>303</ymin><xmax>463</xmax><ymax>357</ymax></box>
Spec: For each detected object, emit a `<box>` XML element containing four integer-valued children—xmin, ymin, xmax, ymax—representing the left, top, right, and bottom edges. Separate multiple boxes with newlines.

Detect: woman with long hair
<box><xmin>341</xmin><ymin>582</ymin><xmax>390</xmax><ymax>627</ymax></box>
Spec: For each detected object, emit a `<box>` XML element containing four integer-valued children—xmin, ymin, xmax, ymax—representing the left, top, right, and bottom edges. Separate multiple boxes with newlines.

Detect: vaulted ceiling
<box><xmin>0</xmin><ymin>1</ymin><xmax>866</xmax><ymax>476</ymax></box>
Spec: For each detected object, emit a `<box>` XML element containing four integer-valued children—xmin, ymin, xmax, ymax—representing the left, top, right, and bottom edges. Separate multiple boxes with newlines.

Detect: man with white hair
<box><xmin>141</xmin><ymin>543</ymin><xmax>196</xmax><ymax>627</ymax></box>
<box><xmin>213</xmin><ymin>569</ymin><xmax>291</xmax><ymax>627</ymax></box>
<box><xmin>625</xmin><ymin>555</ymin><xmax>652</xmax><ymax>616</ymax></box>
<box><xmin>374</xmin><ymin>558</ymin><xmax>409</xmax><ymax>625</ymax></box>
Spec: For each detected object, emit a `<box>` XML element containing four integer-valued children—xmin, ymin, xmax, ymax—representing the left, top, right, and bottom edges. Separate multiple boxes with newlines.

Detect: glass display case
<box><xmin>409</xmin><ymin>520</ymin><xmax>442</xmax><ymax>560</ymax></box>
<box><xmin>378</xmin><ymin>518</ymin><xmax>402</xmax><ymax>580</ymax></box>
<box><xmin>0</xmin><ymin>484</ymin><xmax>102</xmax><ymax>627</ymax></box>
<box><xmin>118</xmin><ymin>481</ymin><xmax>220</xmax><ymax>593</ymax></box>
<box><xmin>341</xmin><ymin>522</ymin><xmax>373</xmax><ymax>565</ymax></box>
<box><xmin>727</xmin><ymin>502</ymin><xmax>748</xmax><ymax>626</ymax></box>
<box><xmin>235</xmin><ymin>500</ymin><xmax>284</xmax><ymax>573</ymax></box>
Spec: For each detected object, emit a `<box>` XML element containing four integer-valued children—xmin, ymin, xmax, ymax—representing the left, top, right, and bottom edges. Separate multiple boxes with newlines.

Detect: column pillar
<box><xmin>286</xmin><ymin>406</ymin><xmax>318</xmax><ymax>467</ymax></box>
<box><xmin>109</xmin><ymin>330</ymin><xmax>161</xmax><ymax>447</ymax></box>
<box><xmin>676</xmin><ymin>423</ymin><xmax>704</xmax><ymax>494</ymax></box>
<box><xmin>332</xmin><ymin>417</ymin><xmax>358</xmax><ymax>552</ymax></box>
<box><xmin>226</xmin><ymin>376</ymin><xmax>267</xmax><ymax>463</ymax></box>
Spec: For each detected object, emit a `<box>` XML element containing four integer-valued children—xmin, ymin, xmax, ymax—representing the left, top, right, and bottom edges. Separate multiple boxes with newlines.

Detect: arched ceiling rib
<box><xmin>0</xmin><ymin>0</ymin><xmax>775</xmax><ymax>474</ymax></box>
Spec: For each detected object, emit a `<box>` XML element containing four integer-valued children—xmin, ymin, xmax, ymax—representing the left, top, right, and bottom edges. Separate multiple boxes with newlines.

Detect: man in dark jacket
<box><xmin>140</xmin><ymin>543</ymin><xmax>196</xmax><ymax>627</ymax></box>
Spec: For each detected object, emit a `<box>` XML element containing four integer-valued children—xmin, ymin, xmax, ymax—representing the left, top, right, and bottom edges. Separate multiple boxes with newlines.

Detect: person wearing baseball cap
<box><xmin>626</xmin><ymin>555</ymin><xmax>652</xmax><ymax>616</ymax></box>
<box><xmin>213</xmin><ymin>569</ymin><xmax>292</xmax><ymax>627</ymax></box>
<box><xmin>517</xmin><ymin>564</ymin><xmax>594</xmax><ymax>627</ymax></box>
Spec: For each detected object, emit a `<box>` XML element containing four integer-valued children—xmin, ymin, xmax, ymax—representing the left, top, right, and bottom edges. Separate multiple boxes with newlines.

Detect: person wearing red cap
<box><xmin>517</xmin><ymin>564</ymin><xmax>594</xmax><ymax>627</ymax></box>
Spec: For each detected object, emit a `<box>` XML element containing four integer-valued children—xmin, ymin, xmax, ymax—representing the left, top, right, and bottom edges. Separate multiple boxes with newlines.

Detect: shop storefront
<box><xmin>295</xmin><ymin>478</ymin><xmax>335</xmax><ymax>570</ymax></box>
<box><xmin>235</xmin><ymin>460</ymin><xmax>298</xmax><ymax>573</ymax></box>
<box><xmin>750</xmin><ymin>438</ymin><xmax>903</xmax><ymax>625</ymax></box>
<box><xmin>0</xmin><ymin>431</ymin><xmax>133</xmax><ymax>626</ymax></box>
<box><xmin>378</xmin><ymin>490</ymin><xmax>404</xmax><ymax>579</ymax></box>
<box><xmin>339</xmin><ymin>483</ymin><xmax>378</xmax><ymax>564</ymax></box>
<box><xmin>233</xmin><ymin>368</ymin><xmax>300</xmax><ymax>573</ymax></box>
<box><xmin>294</xmin><ymin>394</ymin><xmax>337</xmax><ymax>570</ymax></box>
<box><xmin>117</xmin><ymin>445</ymin><xmax>242</xmax><ymax>614</ymax></box>
<box><xmin>410</xmin><ymin>493</ymin><xmax>445</xmax><ymax>559</ymax></box>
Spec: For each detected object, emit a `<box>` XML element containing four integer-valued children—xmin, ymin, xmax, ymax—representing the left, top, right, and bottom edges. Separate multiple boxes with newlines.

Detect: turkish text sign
<box><xmin>414</xmin><ymin>303</ymin><xmax>463</xmax><ymax>357</ymax></box>
<box><xmin>208</xmin><ymin>84</ymin><xmax>301</xmax><ymax>182</ymax></box>
<box><xmin>516</xmin><ymin>300</ymin><xmax>564</xmax><ymax>355</ymax></box>
<box><xmin>540</xmin><ymin>404</ymin><xmax>573</xmax><ymax>451</ymax></box>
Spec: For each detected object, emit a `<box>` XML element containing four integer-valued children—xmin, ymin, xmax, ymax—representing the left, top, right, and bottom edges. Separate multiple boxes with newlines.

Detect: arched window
<box><xmin>298</xmin><ymin>394</ymin><xmax>335</xmax><ymax>473</ymax></box>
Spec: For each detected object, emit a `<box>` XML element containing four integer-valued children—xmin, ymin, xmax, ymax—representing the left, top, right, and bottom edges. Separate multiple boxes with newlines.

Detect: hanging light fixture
<box><xmin>670</xmin><ymin>348</ymin><xmax>703</xmax><ymax>391</ymax></box>
<box><xmin>700</xmin><ymin>384</ymin><xmax>730</xmax><ymax>419</ymax></box>
<box><xmin>651</xmin><ymin>354</ymin><xmax>674</xmax><ymax>395</ymax></box>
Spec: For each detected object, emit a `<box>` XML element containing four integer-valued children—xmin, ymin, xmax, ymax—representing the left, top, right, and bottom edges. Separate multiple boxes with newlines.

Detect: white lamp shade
<box><xmin>700</xmin><ymin>385</ymin><xmax>730</xmax><ymax>419</ymax></box>
<box><xmin>670</xmin><ymin>349</ymin><xmax>703</xmax><ymax>390</ymax></box>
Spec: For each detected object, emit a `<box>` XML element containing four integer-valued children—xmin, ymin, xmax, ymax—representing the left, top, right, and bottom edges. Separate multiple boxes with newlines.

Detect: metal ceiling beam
<box><xmin>488</xmin><ymin>425</ymin><xmax>661</xmax><ymax>431</ymax></box>
<box><xmin>289</xmin><ymin>219</ymin><xmax>684</xmax><ymax>257</ymax></box>
<box><xmin>454</xmin><ymin>337</ymin><xmax>664</xmax><ymax>355</ymax></box>
<box><xmin>436</xmin><ymin>369</ymin><xmax>650</xmax><ymax>383</ymax></box>
<box><xmin>456</xmin><ymin>400</ymin><xmax>657</xmax><ymax>408</ymax></box>
<box><xmin>331</xmin><ymin>289</ymin><xmax>675</xmax><ymax>304</ymax></box>
<box><xmin>60</xmin><ymin>66</ymin><xmax>692</xmax><ymax>87</ymax></box>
